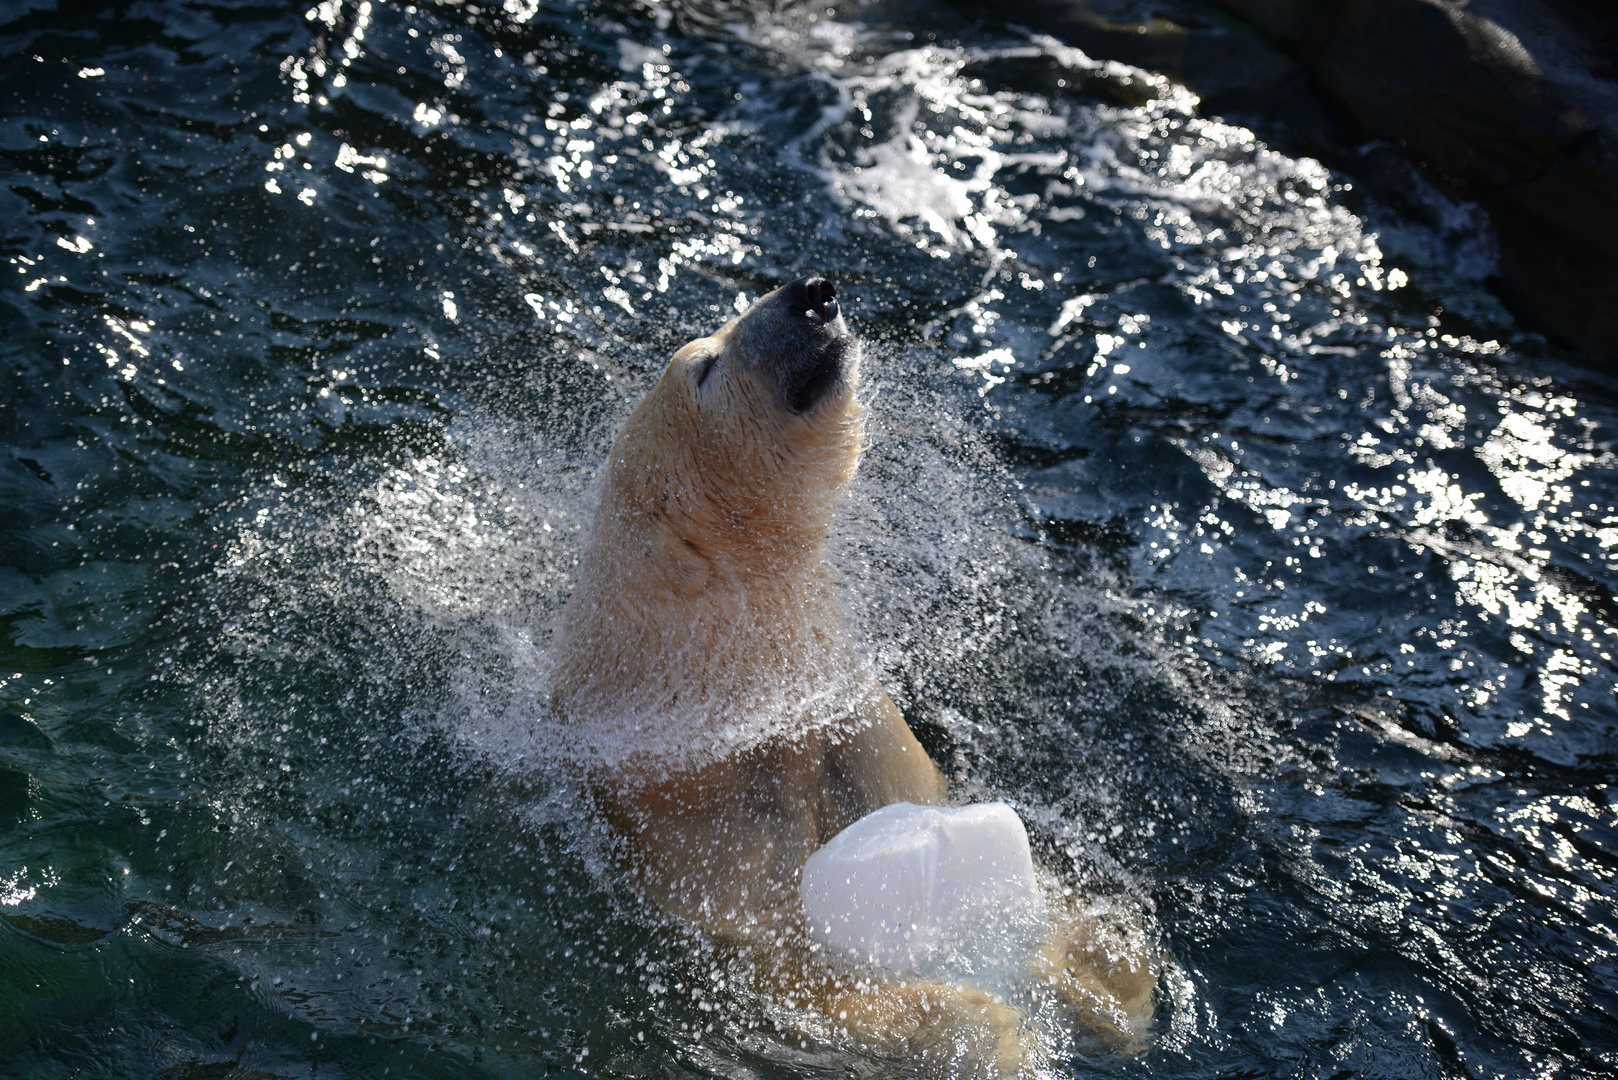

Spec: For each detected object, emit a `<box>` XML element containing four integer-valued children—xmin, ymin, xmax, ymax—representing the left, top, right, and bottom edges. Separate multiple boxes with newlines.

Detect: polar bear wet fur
<box><xmin>553</xmin><ymin>276</ymin><xmax>1156</xmax><ymax>1068</ymax></box>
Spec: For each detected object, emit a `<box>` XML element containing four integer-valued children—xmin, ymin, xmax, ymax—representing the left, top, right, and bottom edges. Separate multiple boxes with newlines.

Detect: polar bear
<box><xmin>552</xmin><ymin>277</ymin><xmax>1155</xmax><ymax>1068</ymax></box>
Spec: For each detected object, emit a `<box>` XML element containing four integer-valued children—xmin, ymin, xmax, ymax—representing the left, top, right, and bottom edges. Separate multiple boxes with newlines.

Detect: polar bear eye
<box><xmin>693</xmin><ymin>352</ymin><xmax>719</xmax><ymax>389</ymax></box>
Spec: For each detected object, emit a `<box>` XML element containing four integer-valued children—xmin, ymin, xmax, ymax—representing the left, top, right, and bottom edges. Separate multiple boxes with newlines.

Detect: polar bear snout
<box><xmin>731</xmin><ymin>274</ymin><xmax>858</xmax><ymax>415</ymax></box>
<box><xmin>787</xmin><ymin>275</ymin><xmax>840</xmax><ymax>325</ymax></box>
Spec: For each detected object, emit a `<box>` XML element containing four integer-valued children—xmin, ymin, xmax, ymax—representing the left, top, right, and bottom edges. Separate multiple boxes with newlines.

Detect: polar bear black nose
<box><xmin>787</xmin><ymin>276</ymin><xmax>839</xmax><ymax>324</ymax></box>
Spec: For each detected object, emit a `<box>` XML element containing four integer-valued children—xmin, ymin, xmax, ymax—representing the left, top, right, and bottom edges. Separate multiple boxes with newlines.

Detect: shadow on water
<box><xmin>1</xmin><ymin>0</ymin><xmax>1616</xmax><ymax>1077</ymax></box>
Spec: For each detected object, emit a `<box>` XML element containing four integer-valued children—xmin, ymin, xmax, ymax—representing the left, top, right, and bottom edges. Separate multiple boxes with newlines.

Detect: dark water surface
<box><xmin>2</xmin><ymin>0</ymin><xmax>1616</xmax><ymax>1077</ymax></box>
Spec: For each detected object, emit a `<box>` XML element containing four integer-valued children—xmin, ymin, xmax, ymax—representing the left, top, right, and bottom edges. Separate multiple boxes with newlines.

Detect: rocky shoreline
<box><xmin>980</xmin><ymin>0</ymin><xmax>1618</xmax><ymax>361</ymax></box>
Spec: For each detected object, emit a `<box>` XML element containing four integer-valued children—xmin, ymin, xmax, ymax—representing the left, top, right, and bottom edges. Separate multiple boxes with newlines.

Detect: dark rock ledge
<box><xmin>981</xmin><ymin>0</ymin><xmax>1618</xmax><ymax>361</ymax></box>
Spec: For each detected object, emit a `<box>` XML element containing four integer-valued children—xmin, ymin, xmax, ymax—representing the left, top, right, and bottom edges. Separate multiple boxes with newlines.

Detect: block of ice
<box><xmin>800</xmin><ymin>802</ymin><xmax>1045</xmax><ymax>979</ymax></box>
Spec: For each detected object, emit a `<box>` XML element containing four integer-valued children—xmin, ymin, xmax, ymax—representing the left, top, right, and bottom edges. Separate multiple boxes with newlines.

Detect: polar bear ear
<box><xmin>649</xmin><ymin>519</ymin><xmax>711</xmax><ymax>595</ymax></box>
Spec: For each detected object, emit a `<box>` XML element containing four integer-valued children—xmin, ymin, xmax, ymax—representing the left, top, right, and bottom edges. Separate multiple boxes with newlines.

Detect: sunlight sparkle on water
<box><xmin>2</xmin><ymin>0</ymin><xmax>1615</xmax><ymax>1076</ymax></box>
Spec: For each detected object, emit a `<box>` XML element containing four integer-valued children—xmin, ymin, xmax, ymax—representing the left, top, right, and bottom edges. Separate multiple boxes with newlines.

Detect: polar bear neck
<box><xmin>550</xmin><ymin>543</ymin><xmax>877</xmax><ymax>771</ymax></box>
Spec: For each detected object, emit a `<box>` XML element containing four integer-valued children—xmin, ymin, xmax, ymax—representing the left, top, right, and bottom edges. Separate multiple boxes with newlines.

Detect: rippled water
<box><xmin>3</xmin><ymin>0</ymin><xmax>1616</xmax><ymax>1076</ymax></box>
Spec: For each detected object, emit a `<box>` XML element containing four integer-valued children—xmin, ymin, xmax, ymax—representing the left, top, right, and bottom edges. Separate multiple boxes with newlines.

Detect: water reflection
<box><xmin>1</xmin><ymin>0</ymin><xmax>1615</xmax><ymax>1076</ymax></box>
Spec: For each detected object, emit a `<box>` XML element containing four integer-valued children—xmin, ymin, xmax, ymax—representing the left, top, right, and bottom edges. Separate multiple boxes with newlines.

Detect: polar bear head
<box><xmin>590</xmin><ymin>275</ymin><xmax>864</xmax><ymax>595</ymax></box>
<box><xmin>552</xmin><ymin>276</ymin><xmax>870</xmax><ymax>763</ymax></box>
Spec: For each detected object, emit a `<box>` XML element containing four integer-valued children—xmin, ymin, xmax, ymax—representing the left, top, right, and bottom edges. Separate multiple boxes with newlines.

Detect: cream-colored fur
<box><xmin>553</xmin><ymin>281</ymin><xmax>1156</xmax><ymax>1071</ymax></box>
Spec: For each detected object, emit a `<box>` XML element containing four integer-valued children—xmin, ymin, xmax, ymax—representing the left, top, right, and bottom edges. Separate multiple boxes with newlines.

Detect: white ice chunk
<box><xmin>800</xmin><ymin>802</ymin><xmax>1046</xmax><ymax>980</ymax></box>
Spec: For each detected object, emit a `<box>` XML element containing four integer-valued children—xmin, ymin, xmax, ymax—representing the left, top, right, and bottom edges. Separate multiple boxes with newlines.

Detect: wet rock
<box><xmin>978</xmin><ymin>0</ymin><xmax>1351</xmax><ymax>136</ymax></box>
<box><xmin>1211</xmin><ymin>0</ymin><xmax>1618</xmax><ymax>358</ymax></box>
<box><xmin>979</xmin><ymin>0</ymin><xmax>1618</xmax><ymax>359</ymax></box>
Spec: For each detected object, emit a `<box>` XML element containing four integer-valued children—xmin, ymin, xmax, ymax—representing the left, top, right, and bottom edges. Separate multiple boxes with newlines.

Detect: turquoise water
<box><xmin>2</xmin><ymin>0</ymin><xmax>1615</xmax><ymax>1076</ymax></box>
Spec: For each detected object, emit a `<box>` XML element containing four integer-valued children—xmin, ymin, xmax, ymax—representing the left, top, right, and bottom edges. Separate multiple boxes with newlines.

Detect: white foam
<box><xmin>800</xmin><ymin>802</ymin><xmax>1046</xmax><ymax>983</ymax></box>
